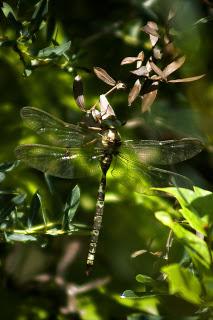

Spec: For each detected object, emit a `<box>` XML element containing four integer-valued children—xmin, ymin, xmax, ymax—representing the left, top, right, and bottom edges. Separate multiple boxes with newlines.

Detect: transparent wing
<box><xmin>111</xmin><ymin>153</ymin><xmax>193</xmax><ymax>196</ymax></box>
<box><xmin>20</xmin><ymin>107</ymin><xmax>95</xmax><ymax>147</ymax></box>
<box><xmin>122</xmin><ymin>138</ymin><xmax>203</xmax><ymax>165</ymax></box>
<box><xmin>15</xmin><ymin>144</ymin><xmax>103</xmax><ymax>179</ymax></box>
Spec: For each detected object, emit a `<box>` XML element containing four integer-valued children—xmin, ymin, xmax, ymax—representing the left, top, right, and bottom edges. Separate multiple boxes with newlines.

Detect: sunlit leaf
<box><xmin>128</xmin><ymin>79</ymin><xmax>141</xmax><ymax>106</ymax></box>
<box><xmin>153</xmin><ymin>187</ymin><xmax>207</xmax><ymax>208</ymax></box>
<box><xmin>180</xmin><ymin>206</ymin><xmax>206</xmax><ymax>236</ymax></box>
<box><xmin>93</xmin><ymin>67</ymin><xmax>116</xmax><ymax>86</ymax></box>
<box><xmin>117</xmin><ymin>290</ymin><xmax>161</xmax><ymax>314</ymax></box>
<box><xmin>155</xmin><ymin>211</ymin><xmax>211</xmax><ymax>269</ymax></box>
<box><xmin>162</xmin><ymin>264</ymin><xmax>202</xmax><ymax>304</ymax></box>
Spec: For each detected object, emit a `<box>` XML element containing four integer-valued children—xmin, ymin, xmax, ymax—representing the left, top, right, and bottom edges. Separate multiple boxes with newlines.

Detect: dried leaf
<box><xmin>142</xmin><ymin>21</ymin><xmax>160</xmax><ymax>47</ymax></box>
<box><xmin>146</xmin><ymin>60</ymin><xmax>152</xmax><ymax>73</ymax></box>
<box><xmin>153</xmin><ymin>47</ymin><xmax>162</xmax><ymax>60</ymax></box>
<box><xmin>131</xmin><ymin>250</ymin><xmax>147</xmax><ymax>258</ymax></box>
<box><xmin>149</xmin><ymin>61</ymin><xmax>164</xmax><ymax>78</ymax></box>
<box><xmin>73</xmin><ymin>75</ymin><xmax>86</xmax><ymax>111</ymax></box>
<box><xmin>137</xmin><ymin>51</ymin><xmax>145</xmax><ymax>61</ymax></box>
<box><xmin>99</xmin><ymin>94</ymin><xmax>115</xmax><ymax>119</ymax></box>
<box><xmin>128</xmin><ymin>79</ymin><xmax>141</xmax><ymax>106</ymax></box>
<box><xmin>163</xmin><ymin>56</ymin><xmax>186</xmax><ymax>78</ymax></box>
<box><xmin>131</xmin><ymin>66</ymin><xmax>149</xmax><ymax>77</ymax></box>
<box><xmin>142</xmin><ymin>21</ymin><xmax>159</xmax><ymax>37</ymax></box>
<box><xmin>136</xmin><ymin>51</ymin><xmax>145</xmax><ymax>68</ymax></box>
<box><xmin>141</xmin><ymin>83</ymin><xmax>158</xmax><ymax>113</ymax></box>
<box><xmin>164</xmin><ymin>40</ymin><xmax>177</xmax><ymax>56</ymax></box>
<box><xmin>168</xmin><ymin>8</ymin><xmax>177</xmax><ymax>21</ymax></box>
<box><xmin>121</xmin><ymin>57</ymin><xmax>139</xmax><ymax>65</ymax></box>
<box><xmin>121</xmin><ymin>52</ymin><xmax>144</xmax><ymax>66</ymax></box>
<box><xmin>93</xmin><ymin>67</ymin><xmax>116</xmax><ymax>86</ymax></box>
<box><xmin>150</xmin><ymin>74</ymin><xmax>161</xmax><ymax>81</ymax></box>
<box><xmin>168</xmin><ymin>74</ymin><xmax>205</xmax><ymax>83</ymax></box>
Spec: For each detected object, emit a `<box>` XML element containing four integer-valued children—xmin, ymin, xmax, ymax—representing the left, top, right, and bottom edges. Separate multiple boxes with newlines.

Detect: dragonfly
<box><xmin>15</xmin><ymin>106</ymin><xmax>204</xmax><ymax>273</ymax></box>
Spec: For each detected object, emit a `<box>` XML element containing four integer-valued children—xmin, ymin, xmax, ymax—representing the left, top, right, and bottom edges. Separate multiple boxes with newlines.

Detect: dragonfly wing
<box><xmin>111</xmin><ymin>153</ymin><xmax>193</xmax><ymax>195</ymax></box>
<box><xmin>15</xmin><ymin>144</ymin><xmax>102</xmax><ymax>179</ymax></box>
<box><xmin>122</xmin><ymin>138</ymin><xmax>204</xmax><ymax>165</ymax></box>
<box><xmin>20</xmin><ymin>107</ymin><xmax>94</xmax><ymax>147</ymax></box>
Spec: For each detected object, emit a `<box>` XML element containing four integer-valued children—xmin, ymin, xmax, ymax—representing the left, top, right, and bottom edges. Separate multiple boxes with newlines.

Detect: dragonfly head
<box><xmin>102</xmin><ymin>128</ymin><xmax>121</xmax><ymax>149</ymax></box>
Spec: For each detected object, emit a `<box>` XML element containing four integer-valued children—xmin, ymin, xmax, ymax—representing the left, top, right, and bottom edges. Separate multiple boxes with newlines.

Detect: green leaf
<box><xmin>122</xmin><ymin>290</ymin><xmax>140</xmax><ymax>298</ymax></box>
<box><xmin>191</xmin><ymin>193</ymin><xmax>213</xmax><ymax>224</ymax></box>
<box><xmin>37</xmin><ymin>41</ymin><xmax>71</xmax><ymax>59</ymax></box>
<box><xmin>30</xmin><ymin>0</ymin><xmax>48</xmax><ymax>34</ymax></box>
<box><xmin>155</xmin><ymin>211</ymin><xmax>211</xmax><ymax>269</ymax></box>
<box><xmin>2</xmin><ymin>2</ymin><xmax>16</xmax><ymax>19</ymax></box>
<box><xmin>0</xmin><ymin>195</ymin><xmax>15</xmax><ymax>222</ymax></box>
<box><xmin>28</xmin><ymin>192</ymin><xmax>41</xmax><ymax>228</ymax></box>
<box><xmin>6</xmin><ymin>233</ymin><xmax>37</xmax><ymax>242</ymax></box>
<box><xmin>155</xmin><ymin>187</ymin><xmax>213</xmax><ymax>228</ymax></box>
<box><xmin>203</xmin><ymin>275</ymin><xmax>213</xmax><ymax>300</ymax></box>
<box><xmin>12</xmin><ymin>192</ymin><xmax>26</xmax><ymax>205</ymax></box>
<box><xmin>0</xmin><ymin>172</ymin><xmax>5</xmax><ymax>182</ymax></box>
<box><xmin>136</xmin><ymin>274</ymin><xmax>155</xmax><ymax>285</ymax></box>
<box><xmin>2</xmin><ymin>2</ymin><xmax>22</xmax><ymax>33</ymax></box>
<box><xmin>115</xmin><ymin>291</ymin><xmax>160</xmax><ymax>315</ymax></box>
<box><xmin>0</xmin><ymin>161</ymin><xmax>18</xmax><ymax>172</ymax></box>
<box><xmin>127</xmin><ymin>314</ymin><xmax>162</xmax><ymax>320</ymax></box>
<box><xmin>62</xmin><ymin>185</ymin><xmax>80</xmax><ymax>231</ymax></box>
<box><xmin>46</xmin><ymin>15</ymin><xmax>56</xmax><ymax>43</ymax></box>
<box><xmin>153</xmin><ymin>187</ymin><xmax>195</xmax><ymax>207</ymax></box>
<box><xmin>0</xmin><ymin>40</ymin><xmax>16</xmax><ymax>47</ymax></box>
<box><xmin>180</xmin><ymin>206</ymin><xmax>206</xmax><ymax>236</ymax></box>
<box><xmin>162</xmin><ymin>264</ymin><xmax>202</xmax><ymax>304</ymax></box>
<box><xmin>154</xmin><ymin>187</ymin><xmax>212</xmax><ymax>209</ymax></box>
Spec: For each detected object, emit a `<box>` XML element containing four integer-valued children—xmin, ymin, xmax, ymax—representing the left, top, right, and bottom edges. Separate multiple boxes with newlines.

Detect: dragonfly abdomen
<box><xmin>86</xmin><ymin>154</ymin><xmax>112</xmax><ymax>273</ymax></box>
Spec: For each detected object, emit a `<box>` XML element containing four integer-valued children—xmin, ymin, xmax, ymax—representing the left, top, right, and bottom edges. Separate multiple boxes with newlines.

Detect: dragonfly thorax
<box><xmin>101</xmin><ymin>129</ymin><xmax>121</xmax><ymax>153</ymax></box>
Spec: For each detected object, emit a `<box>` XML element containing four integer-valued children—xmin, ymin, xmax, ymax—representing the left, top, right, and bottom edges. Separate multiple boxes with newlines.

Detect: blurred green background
<box><xmin>0</xmin><ymin>0</ymin><xmax>212</xmax><ymax>319</ymax></box>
